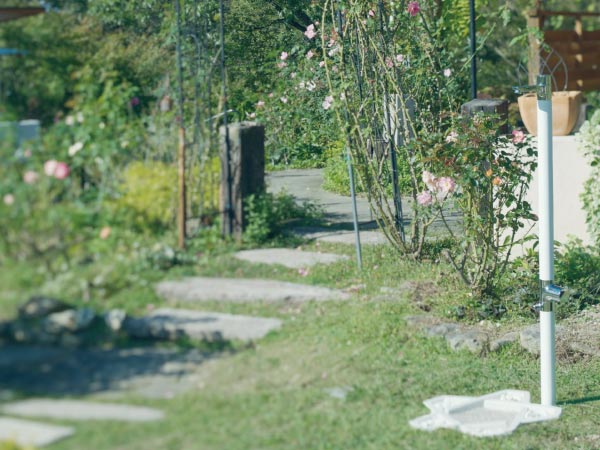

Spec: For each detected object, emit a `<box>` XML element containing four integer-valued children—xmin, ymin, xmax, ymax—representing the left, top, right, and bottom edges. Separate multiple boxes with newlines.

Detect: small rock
<box><xmin>9</xmin><ymin>321</ymin><xmax>40</xmax><ymax>344</ymax></box>
<box><xmin>446</xmin><ymin>330</ymin><xmax>488</xmax><ymax>353</ymax></box>
<box><xmin>44</xmin><ymin>308</ymin><xmax>96</xmax><ymax>333</ymax></box>
<box><xmin>425</xmin><ymin>323</ymin><xmax>459</xmax><ymax>338</ymax></box>
<box><xmin>568</xmin><ymin>341</ymin><xmax>600</xmax><ymax>357</ymax></box>
<box><xmin>324</xmin><ymin>386</ymin><xmax>353</xmax><ymax>400</ymax></box>
<box><xmin>490</xmin><ymin>332</ymin><xmax>519</xmax><ymax>352</ymax></box>
<box><xmin>519</xmin><ymin>325</ymin><xmax>565</xmax><ymax>355</ymax></box>
<box><xmin>104</xmin><ymin>309</ymin><xmax>127</xmax><ymax>332</ymax></box>
<box><xmin>520</xmin><ymin>325</ymin><xmax>540</xmax><ymax>355</ymax></box>
<box><xmin>18</xmin><ymin>296</ymin><xmax>70</xmax><ymax>319</ymax></box>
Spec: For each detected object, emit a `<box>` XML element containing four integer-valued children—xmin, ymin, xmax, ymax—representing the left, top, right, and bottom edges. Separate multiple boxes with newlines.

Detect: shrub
<box><xmin>579</xmin><ymin>110</ymin><xmax>600</xmax><ymax>244</ymax></box>
<box><xmin>108</xmin><ymin>159</ymin><xmax>219</xmax><ymax>233</ymax></box>
<box><xmin>243</xmin><ymin>191</ymin><xmax>322</xmax><ymax>245</ymax></box>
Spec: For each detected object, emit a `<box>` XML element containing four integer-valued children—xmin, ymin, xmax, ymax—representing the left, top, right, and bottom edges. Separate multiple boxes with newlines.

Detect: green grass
<box><xmin>1</xmin><ymin>238</ymin><xmax>600</xmax><ymax>449</ymax></box>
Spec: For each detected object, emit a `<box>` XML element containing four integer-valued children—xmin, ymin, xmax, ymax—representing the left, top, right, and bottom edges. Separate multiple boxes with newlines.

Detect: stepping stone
<box><xmin>0</xmin><ymin>417</ymin><xmax>74</xmax><ymax>447</ymax></box>
<box><xmin>2</xmin><ymin>399</ymin><xmax>164</xmax><ymax>422</ymax></box>
<box><xmin>156</xmin><ymin>277</ymin><xmax>349</xmax><ymax>303</ymax></box>
<box><xmin>125</xmin><ymin>308</ymin><xmax>282</xmax><ymax>342</ymax></box>
<box><xmin>234</xmin><ymin>248</ymin><xmax>347</xmax><ymax>269</ymax></box>
<box><xmin>316</xmin><ymin>231</ymin><xmax>388</xmax><ymax>246</ymax></box>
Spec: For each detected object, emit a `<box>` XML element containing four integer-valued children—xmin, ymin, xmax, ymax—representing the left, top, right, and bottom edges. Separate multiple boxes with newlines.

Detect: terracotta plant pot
<box><xmin>517</xmin><ymin>91</ymin><xmax>582</xmax><ymax>136</ymax></box>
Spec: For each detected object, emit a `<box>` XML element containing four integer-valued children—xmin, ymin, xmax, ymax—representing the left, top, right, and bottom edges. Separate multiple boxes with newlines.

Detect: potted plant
<box><xmin>518</xmin><ymin>91</ymin><xmax>582</xmax><ymax>136</ymax></box>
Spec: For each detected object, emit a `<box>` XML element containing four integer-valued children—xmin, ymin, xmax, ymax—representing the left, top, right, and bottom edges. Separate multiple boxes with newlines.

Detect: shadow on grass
<box><xmin>0</xmin><ymin>338</ymin><xmax>234</xmax><ymax>397</ymax></box>
<box><xmin>560</xmin><ymin>395</ymin><xmax>600</xmax><ymax>406</ymax></box>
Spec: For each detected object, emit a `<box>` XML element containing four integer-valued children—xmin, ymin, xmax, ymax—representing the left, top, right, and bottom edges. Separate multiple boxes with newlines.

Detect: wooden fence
<box><xmin>528</xmin><ymin>9</ymin><xmax>600</xmax><ymax>91</ymax></box>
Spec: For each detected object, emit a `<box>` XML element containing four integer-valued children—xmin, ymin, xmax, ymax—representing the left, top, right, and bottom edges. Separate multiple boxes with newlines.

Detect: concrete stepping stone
<box><xmin>156</xmin><ymin>277</ymin><xmax>349</xmax><ymax>303</ymax></box>
<box><xmin>316</xmin><ymin>231</ymin><xmax>388</xmax><ymax>246</ymax></box>
<box><xmin>2</xmin><ymin>399</ymin><xmax>164</xmax><ymax>422</ymax></box>
<box><xmin>125</xmin><ymin>308</ymin><xmax>282</xmax><ymax>342</ymax></box>
<box><xmin>234</xmin><ymin>248</ymin><xmax>347</xmax><ymax>268</ymax></box>
<box><xmin>0</xmin><ymin>417</ymin><xmax>74</xmax><ymax>447</ymax></box>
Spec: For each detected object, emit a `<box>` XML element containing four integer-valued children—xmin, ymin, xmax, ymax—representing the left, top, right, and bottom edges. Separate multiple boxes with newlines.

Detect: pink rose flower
<box><xmin>304</xmin><ymin>24</ymin><xmax>317</xmax><ymax>39</ymax></box>
<box><xmin>407</xmin><ymin>1</ymin><xmax>420</xmax><ymax>16</ymax></box>
<box><xmin>280</xmin><ymin>51</ymin><xmax>288</xmax><ymax>61</ymax></box>
<box><xmin>256</xmin><ymin>100</ymin><xmax>265</xmax><ymax>107</ymax></box>
<box><xmin>44</xmin><ymin>160</ymin><xmax>58</xmax><ymax>176</ymax></box>
<box><xmin>512</xmin><ymin>129</ymin><xmax>525</xmax><ymax>144</ymax></box>
<box><xmin>99</xmin><ymin>226</ymin><xmax>112</xmax><ymax>239</ymax></box>
<box><xmin>322</xmin><ymin>95</ymin><xmax>334</xmax><ymax>110</ymax></box>
<box><xmin>280</xmin><ymin>97</ymin><xmax>288</xmax><ymax>104</ymax></box>
<box><xmin>3</xmin><ymin>194</ymin><xmax>15</xmax><ymax>206</ymax></box>
<box><xmin>306</xmin><ymin>50</ymin><xmax>314</xmax><ymax>59</ymax></box>
<box><xmin>436</xmin><ymin>176</ymin><xmax>456</xmax><ymax>194</ymax></box>
<box><xmin>23</xmin><ymin>171</ymin><xmax>39</xmax><ymax>184</ymax></box>
<box><xmin>422</xmin><ymin>170</ymin><xmax>437</xmax><ymax>191</ymax></box>
<box><xmin>443</xmin><ymin>68</ymin><xmax>452</xmax><ymax>77</ymax></box>
<box><xmin>385</xmin><ymin>57</ymin><xmax>394</xmax><ymax>68</ymax></box>
<box><xmin>53</xmin><ymin>162</ymin><xmax>70</xmax><ymax>180</ymax></box>
<box><xmin>368</xmin><ymin>9</ymin><xmax>375</xmax><ymax>18</ymax></box>
<box><xmin>417</xmin><ymin>191</ymin><xmax>433</xmax><ymax>206</ymax></box>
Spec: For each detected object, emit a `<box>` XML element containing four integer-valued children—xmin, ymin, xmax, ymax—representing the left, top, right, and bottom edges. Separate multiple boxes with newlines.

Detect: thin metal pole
<box><xmin>337</xmin><ymin>3</ymin><xmax>362</xmax><ymax>270</ymax></box>
<box><xmin>378</xmin><ymin>1</ymin><xmax>405</xmax><ymax>241</ymax></box>
<box><xmin>175</xmin><ymin>0</ymin><xmax>187</xmax><ymax>249</ymax></box>
<box><xmin>469</xmin><ymin>0</ymin><xmax>477</xmax><ymax>99</ymax></box>
<box><xmin>219</xmin><ymin>0</ymin><xmax>233</xmax><ymax>237</ymax></box>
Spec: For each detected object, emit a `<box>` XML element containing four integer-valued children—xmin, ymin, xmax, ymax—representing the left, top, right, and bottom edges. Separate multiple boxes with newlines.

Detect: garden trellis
<box><xmin>172</xmin><ymin>0</ymin><xmax>232</xmax><ymax>247</ymax></box>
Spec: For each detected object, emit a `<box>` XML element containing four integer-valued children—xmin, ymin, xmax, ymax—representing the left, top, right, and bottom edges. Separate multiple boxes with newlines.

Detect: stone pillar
<box><xmin>220</xmin><ymin>121</ymin><xmax>265</xmax><ymax>240</ymax></box>
<box><xmin>461</xmin><ymin>99</ymin><xmax>509</xmax><ymax>135</ymax></box>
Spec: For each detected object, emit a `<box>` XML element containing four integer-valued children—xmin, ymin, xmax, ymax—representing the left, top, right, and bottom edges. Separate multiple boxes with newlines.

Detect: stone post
<box><xmin>461</xmin><ymin>99</ymin><xmax>509</xmax><ymax>135</ymax></box>
<box><xmin>220</xmin><ymin>121</ymin><xmax>265</xmax><ymax>240</ymax></box>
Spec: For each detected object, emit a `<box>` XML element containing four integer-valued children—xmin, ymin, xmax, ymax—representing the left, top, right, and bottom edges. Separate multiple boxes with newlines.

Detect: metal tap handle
<box><xmin>513</xmin><ymin>75</ymin><xmax>552</xmax><ymax>101</ymax></box>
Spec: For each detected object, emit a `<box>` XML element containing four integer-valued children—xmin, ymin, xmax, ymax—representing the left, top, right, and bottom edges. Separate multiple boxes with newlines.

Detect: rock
<box><xmin>316</xmin><ymin>231</ymin><xmax>388</xmax><ymax>246</ymax></box>
<box><xmin>124</xmin><ymin>308</ymin><xmax>282</xmax><ymax>342</ymax></box>
<box><xmin>519</xmin><ymin>324</ymin><xmax>565</xmax><ymax>355</ymax></box>
<box><xmin>43</xmin><ymin>308</ymin><xmax>96</xmax><ymax>333</ymax></box>
<box><xmin>324</xmin><ymin>386</ymin><xmax>353</xmax><ymax>400</ymax></box>
<box><xmin>18</xmin><ymin>296</ymin><xmax>70</xmax><ymax>319</ymax></box>
<box><xmin>234</xmin><ymin>248</ymin><xmax>348</xmax><ymax>269</ymax></box>
<box><xmin>520</xmin><ymin>325</ymin><xmax>540</xmax><ymax>355</ymax></box>
<box><xmin>446</xmin><ymin>330</ymin><xmax>489</xmax><ymax>353</ymax></box>
<box><xmin>104</xmin><ymin>309</ymin><xmax>127</xmax><ymax>332</ymax></box>
<box><xmin>9</xmin><ymin>321</ymin><xmax>42</xmax><ymax>344</ymax></box>
<box><xmin>155</xmin><ymin>277</ymin><xmax>350</xmax><ymax>303</ymax></box>
<box><xmin>2</xmin><ymin>399</ymin><xmax>164</xmax><ymax>422</ymax></box>
<box><xmin>0</xmin><ymin>417</ymin><xmax>74</xmax><ymax>447</ymax></box>
<box><xmin>568</xmin><ymin>341</ymin><xmax>600</xmax><ymax>357</ymax></box>
<box><xmin>490</xmin><ymin>332</ymin><xmax>519</xmax><ymax>352</ymax></box>
<box><xmin>425</xmin><ymin>323</ymin><xmax>459</xmax><ymax>338</ymax></box>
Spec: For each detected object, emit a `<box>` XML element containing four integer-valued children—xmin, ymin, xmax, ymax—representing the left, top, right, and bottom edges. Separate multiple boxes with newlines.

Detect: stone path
<box><xmin>293</xmin><ymin>228</ymin><xmax>389</xmax><ymax>246</ymax></box>
<box><xmin>156</xmin><ymin>277</ymin><xmax>349</xmax><ymax>303</ymax></box>
<box><xmin>234</xmin><ymin>248</ymin><xmax>348</xmax><ymax>268</ymax></box>
<box><xmin>2</xmin><ymin>399</ymin><xmax>164</xmax><ymax>422</ymax></box>
<box><xmin>0</xmin><ymin>417</ymin><xmax>74</xmax><ymax>447</ymax></box>
<box><xmin>267</xmin><ymin>169</ymin><xmax>374</xmax><ymax>224</ymax></box>
<box><xmin>125</xmin><ymin>308</ymin><xmax>282</xmax><ymax>342</ymax></box>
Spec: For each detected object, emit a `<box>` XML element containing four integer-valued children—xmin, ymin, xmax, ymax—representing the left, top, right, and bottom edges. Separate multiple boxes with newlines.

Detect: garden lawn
<box><xmin>1</xmin><ymin>240</ymin><xmax>600</xmax><ymax>450</ymax></box>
